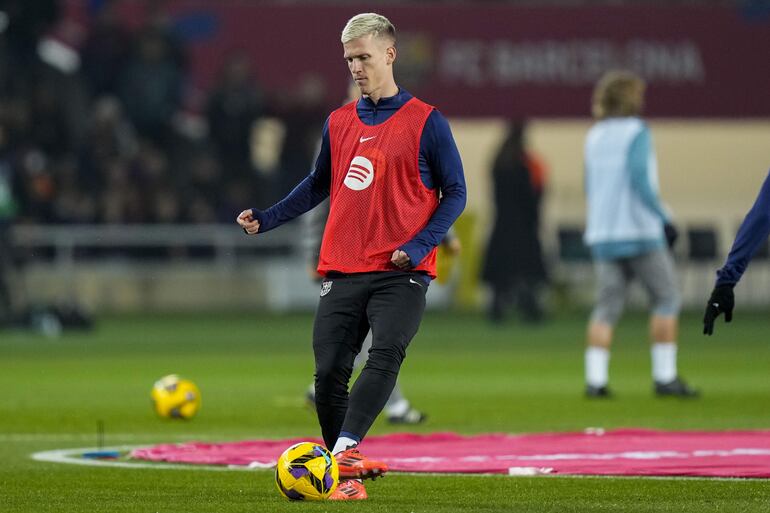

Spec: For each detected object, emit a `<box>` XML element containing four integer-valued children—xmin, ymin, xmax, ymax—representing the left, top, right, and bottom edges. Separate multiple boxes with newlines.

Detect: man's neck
<box><xmin>366</xmin><ymin>81</ymin><xmax>399</xmax><ymax>104</ymax></box>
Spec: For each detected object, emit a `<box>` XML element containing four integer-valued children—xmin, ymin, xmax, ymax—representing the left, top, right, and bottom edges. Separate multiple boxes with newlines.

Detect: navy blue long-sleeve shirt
<box><xmin>715</xmin><ymin>169</ymin><xmax>770</xmax><ymax>286</ymax></box>
<box><xmin>251</xmin><ymin>88</ymin><xmax>467</xmax><ymax>274</ymax></box>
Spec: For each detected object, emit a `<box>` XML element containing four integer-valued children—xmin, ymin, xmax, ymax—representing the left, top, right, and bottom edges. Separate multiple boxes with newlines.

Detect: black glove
<box><xmin>663</xmin><ymin>222</ymin><xmax>679</xmax><ymax>249</ymax></box>
<box><xmin>703</xmin><ymin>284</ymin><xmax>735</xmax><ymax>335</ymax></box>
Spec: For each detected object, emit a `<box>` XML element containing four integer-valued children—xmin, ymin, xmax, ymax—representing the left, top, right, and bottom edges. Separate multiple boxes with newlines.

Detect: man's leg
<box><xmin>307</xmin><ymin>330</ymin><xmax>375</xmax><ymax>407</ymax></box>
<box><xmin>514</xmin><ymin>276</ymin><xmax>544</xmax><ymax>323</ymax></box>
<box><xmin>634</xmin><ymin>250</ymin><xmax>697</xmax><ymax>396</ymax></box>
<box><xmin>585</xmin><ymin>259</ymin><xmax>627</xmax><ymax>397</ymax></box>
<box><xmin>342</xmin><ymin>272</ymin><xmax>427</xmax><ymax>441</ymax></box>
<box><xmin>352</xmin><ymin>331</ymin><xmax>373</xmax><ymax>369</ymax></box>
<box><xmin>489</xmin><ymin>282</ymin><xmax>510</xmax><ymax>323</ymax></box>
<box><xmin>312</xmin><ymin>275</ymin><xmax>370</xmax><ymax>449</ymax></box>
<box><xmin>353</xmin><ymin>330</ymin><xmax>426</xmax><ymax>424</ymax></box>
<box><xmin>331</xmin><ymin>273</ymin><xmax>426</xmax><ymax>481</ymax></box>
<box><xmin>649</xmin><ymin>315</ymin><xmax>681</xmax><ymax>385</ymax></box>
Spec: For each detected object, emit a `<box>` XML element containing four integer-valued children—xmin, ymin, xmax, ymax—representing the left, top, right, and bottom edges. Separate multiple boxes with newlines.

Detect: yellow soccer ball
<box><xmin>150</xmin><ymin>374</ymin><xmax>201</xmax><ymax>419</ymax></box>
<box><xmin>275</xmin><ymin>442</ymin><xmax>338</xmax><ymax>500</ymax></box>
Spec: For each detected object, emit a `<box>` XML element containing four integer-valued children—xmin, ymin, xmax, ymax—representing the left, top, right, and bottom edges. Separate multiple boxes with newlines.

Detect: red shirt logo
<box><xmin>344</xmin><ymin>156</ymin><xmax>375</xmax><ymax>191</ymax></box>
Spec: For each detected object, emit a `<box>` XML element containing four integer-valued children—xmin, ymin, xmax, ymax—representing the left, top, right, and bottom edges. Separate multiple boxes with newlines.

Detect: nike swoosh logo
<box><xmin>359</xmin><ymin>136</ymin><xmax>376</xmax><ymax>143</ymax></box>
<box><xmin>712</xmin><ymin>303</ymin><xmax>720</xmax><ymax>308</ymax></box>
<box><xmin>409</xmin><ymin>278</ymin><xmax>424</xmax><ymax>287</ymax></box>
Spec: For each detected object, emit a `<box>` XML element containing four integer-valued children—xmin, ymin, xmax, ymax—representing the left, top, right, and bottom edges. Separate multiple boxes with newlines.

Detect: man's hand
<box><xmin>237</xmin><ymin>209</ymin><xmax>260</xmax><ymax>235</ymax></box>
<box><xmin>664</xmin><ymin>222</ymin><xmax>679</xmax><ymax>249</ymax></box>
<box><xmin>703</xmin><ymin>284</ymin><xmax>735</xmax><ymax>335</ymax></box>
<box><xmin>391</xmin><ymin>249</ymin><xmax>411</xmax><ymax>270</ymax></box>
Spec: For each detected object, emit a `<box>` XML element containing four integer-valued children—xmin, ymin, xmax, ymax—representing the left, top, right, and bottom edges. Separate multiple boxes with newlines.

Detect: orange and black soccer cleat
<box><xmin>328</xmin><ymin>479</ymin><xmax>368</xmax><ymax>500</ymax></box>
<box><xmin>335</xmin><ymin>448</ymin><xmax>388</xmax><ymax>480</ymax></box>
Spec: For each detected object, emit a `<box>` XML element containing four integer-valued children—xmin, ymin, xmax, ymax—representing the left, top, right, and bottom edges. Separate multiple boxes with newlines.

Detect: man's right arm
<box><xmin>248</xmin><ymin>118</ymin><xmax>332</xmax><ymax>233</ymax></box>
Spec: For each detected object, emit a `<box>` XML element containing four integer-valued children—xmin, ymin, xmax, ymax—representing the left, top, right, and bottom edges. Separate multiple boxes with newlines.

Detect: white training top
<box><xmin>583</xmin><ymin>117</ymin><xmax>664</xmax><ymax>247</ymax></box>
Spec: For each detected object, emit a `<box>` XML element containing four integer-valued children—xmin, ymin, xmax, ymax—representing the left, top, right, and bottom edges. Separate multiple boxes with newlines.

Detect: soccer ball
<box><xmin>150</xmin><ymin>374</ymin><xmax>201</xmax><ymax>419</ymax></box>
<box><xmin>275</xmin><ymin>442</ymin><xmax>338</xmax><ymax>500</ymax></box>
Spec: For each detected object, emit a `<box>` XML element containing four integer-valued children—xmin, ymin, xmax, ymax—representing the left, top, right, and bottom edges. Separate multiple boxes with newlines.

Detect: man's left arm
<box><xmin>703</xmin><ymin>169</ymin><xmax>770</xmax><ymax>335</ymax></box>
<box><xmin>399</xmin><ymin>110</ymin><xmax>467</xmax><ymax>267</ymax></box>
<box><xmin>714</xmin><ymin>170</ymin><xmax>770</xmax><ymax>287</ymax></box>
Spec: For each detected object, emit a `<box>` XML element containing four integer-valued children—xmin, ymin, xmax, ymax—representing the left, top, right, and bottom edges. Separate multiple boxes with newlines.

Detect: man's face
<box><xmin>343</xmin><ymin>34</ymin><xmax>395</xmax><ymax>97</ymax></box>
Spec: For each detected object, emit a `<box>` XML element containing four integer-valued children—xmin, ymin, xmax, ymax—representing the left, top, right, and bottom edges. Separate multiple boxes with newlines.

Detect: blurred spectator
<box><xmin>78</xmin><ymin>96</ymin><xmax>138</xmax><ymax>198</ymax></box>
<box><xmin>143</xmin><ymin>0</ymin><xmax>188</xmax><ymax>72</ymax></box>
<box><xmin>205</xmin><ymin>51</ymin><xmax>272</xmax><ymax>211</ymax></box>
<box><xmin>28</xmin><ymin>70</ymin><xmax>77</xmax><ymax>158</ymax></box>
<box><xmin>0</xmin><ymin>0</ymin><xmax>60</xmax><ymax>81</ymax></box>
<box><xmin>206</xmin><ymin>51</ymin><xmax>265</xmax><ymax>178</ymax></box>
<box><xmin>181</xmin><ymin>148</ymin><xmax>222</xmax><ymax>223</ymax></box>
<box><xmin>0</xmin><ymin>96</ymin><xmax>28</xmax><ymax>153</ymax></box>
<box><xmin>16</xmin><ymin>149</ymin><xmax>57</xmax><ymax>223</ymax></box>
<box><xmin>274</xmin><ymin>73</ymin><xmax>328</xmax><ymax>199</ymax></box>
<box><xmin>100</xmin><ymin>157</ymin><xmax>145</xmax><ymax>223</ymax></box>
<box><xmin>150</xmin><ymin>183</ymin><xmax>181</xmax><ymax>224</ymax></box>
<box><xmin>0</xmin><ymin>0</ymin><xmax>336</xmax><ymax>227</ymax></box>
<box><xmin>0</xmin><ymin>117</ymin><xmax>20</xmax><ymax>324</ymax></box>
<box><xmin>52</xmin><ymin>155</ymin><xmax>97</xmax><ymax>223</ymax></box>
<box><xmin>134</xmin><ymin>140</ymin><xmax>181</xmax><ymax>223</ymax></box>
<box><xmin>482</xmin><ymin>121</ymin><xmax>548</xmax><ymax>323</ymax></box>
<box><xmin>80</xmin><ymin>0</ymin><xmax>132</xmax><ymax>98</ymax></box>
<box><xmin>118</xmin><ymin>27</ymin><xmax>184</xmax><ymax>145</ymax></box>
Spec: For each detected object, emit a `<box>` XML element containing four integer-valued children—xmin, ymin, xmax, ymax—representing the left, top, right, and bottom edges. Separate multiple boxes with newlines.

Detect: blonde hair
<box><xmin>591</xmin><ymin>70</ymin><xmax>645</xmax><ymax>119</ymax></box>
<box><xmin>341</xmin><ymin>13</ymin><xmax>396</xmax><ymax>45</ymax></box>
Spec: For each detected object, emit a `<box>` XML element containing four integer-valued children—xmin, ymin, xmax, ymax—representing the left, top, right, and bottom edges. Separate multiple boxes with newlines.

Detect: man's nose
<box><xmin>350</xmin><ymin>59</ymin><xmax>363</xmax><ymax>73</ymax></box>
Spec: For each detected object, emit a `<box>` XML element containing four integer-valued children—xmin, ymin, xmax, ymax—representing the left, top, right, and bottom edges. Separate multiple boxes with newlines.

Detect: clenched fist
<box><xmin>237</xmin><ymin>209</ymin><xmax>260</xmax><ymax>235</ymax></box>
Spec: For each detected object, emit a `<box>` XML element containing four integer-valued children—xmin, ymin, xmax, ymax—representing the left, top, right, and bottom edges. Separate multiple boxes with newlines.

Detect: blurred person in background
<box><xmin>0</xmin><ymin>117</ymin><xmax>21</xmax><ymax>326</ymax></box>
<box><xmin>99</xmin><ymin>157</ymin><xmax>145</xmax><ymax>223</ymax></box>
<box><xmin>0</xmin><ymin>0</ymin><xmax>60</xmax><ymax>91</ymax></box>
<box><xmin>273</xmin><ymin>73</ymin><xmax>329</xmax><ymax>202</ymax></box>
<box><xmin>703</xmin><ymin>169</ymin><xmax>770</xmax><ymax>335</ymax></box>
<box><xmin>206</xmin><ymin>51</ymin><xmax>270</xmax><ymax>211</ymax></box>
<box><xmin>206</xmin><ymin>52</ymin><xmax>265</xmax><ymax>181</ymax></box>
<box><xmin>482</xmin><ymin>120</ymin><xmax>547</xmax><ymax>324</ymax></box>
<box><xmin>52</xmin><ymin>155</ymin><xmax>98</xmax><ymax>223</ymax></box>
<box><xmin>118</xmin><ymin>26</ymin><xmax>184</xmax><ymax>146</ymax></box>
<box><xmin>182</xmin><ymin>148</ymin><xmax>222</xmax><ymax>224</ymax></box>
<box><xmin>78</xmin><ymin>96</ymin><xmax>138</xmax><ymax>192</ymax></box>
<box><xmin>238</xmin><ymin>13</ymin><xmax>466</xmax><ymax>500</ymax></box>
<box><xmin>80</xmin><ymin>0</ymin><xmax>133</xmax><ymax>98</ymax></box>
<box><xmin>582</xmin><ymin>70</ymin><xmax>697</xmax><ymax>399</ymax></box>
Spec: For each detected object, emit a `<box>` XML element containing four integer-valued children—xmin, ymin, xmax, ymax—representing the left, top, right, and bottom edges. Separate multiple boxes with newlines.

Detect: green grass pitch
<box><xmin>2</xmin><ymin>310</ymin><xmax>770</xmax><ymax>512</ymax></box>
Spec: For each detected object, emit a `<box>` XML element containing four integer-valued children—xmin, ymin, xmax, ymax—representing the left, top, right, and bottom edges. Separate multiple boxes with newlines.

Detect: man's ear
<box><xmin>386</xmin><ymin>45</ymin><xmax>397</xmax><ymax>65</ymax></box>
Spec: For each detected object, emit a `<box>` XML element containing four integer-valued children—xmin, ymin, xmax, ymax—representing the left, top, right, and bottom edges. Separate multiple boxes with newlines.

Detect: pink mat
<box><xmin>130</xmin><ymin>429</ymin><xmax>770</xmax><ymax>478</ymax></box>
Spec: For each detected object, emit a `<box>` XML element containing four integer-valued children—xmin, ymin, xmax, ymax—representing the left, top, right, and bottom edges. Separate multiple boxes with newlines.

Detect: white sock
<box><xmin>651</xmin><ymin>342</ymin><xmax>677</xmax><ymax>383</ymax></box>
<box><xmin>385</xmin><ymin>398</ymin><xmax>410</xmax><ymax>417</ymax></box>
<box><xmin>585</xmin><ymin>347</ymin><xmax>610</xmax><ymax>387</ymax></box>
<box><xmin>331</xmin><ymin>437</ymin><xmax>358</xmax><ymax>455</ymax></box>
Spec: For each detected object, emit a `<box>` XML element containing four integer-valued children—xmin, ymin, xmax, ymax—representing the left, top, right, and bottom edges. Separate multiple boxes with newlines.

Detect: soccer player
<box><xmin>703</xmin><ymin>169</ymin><xmax>770</xmax><ymax>335</ymax></box>
<box><xmin>582</xmin><ymin>70</ymin><xmax>697</xmax><ymax>399</ymax></box>
<box><xmin>237</xmin><ymin>13</ymin><xmax>466</xmax><ymax>500</ymax></box>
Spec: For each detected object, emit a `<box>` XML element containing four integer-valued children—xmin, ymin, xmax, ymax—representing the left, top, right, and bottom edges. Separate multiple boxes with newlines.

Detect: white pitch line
<box><xmin>31</xmin><ymin>445</ymin><xmax>262</xmax><ymax>471</ymax></box>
